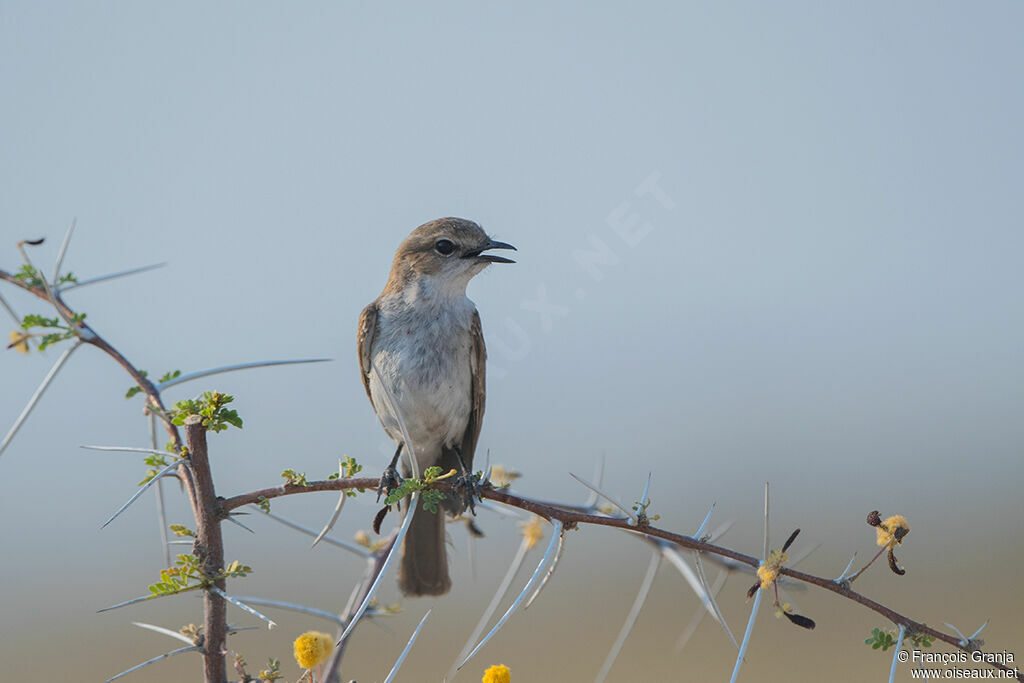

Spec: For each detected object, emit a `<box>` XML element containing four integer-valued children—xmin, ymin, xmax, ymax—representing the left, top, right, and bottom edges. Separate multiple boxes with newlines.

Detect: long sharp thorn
<box><xmin>695</xmin><ymin>502</ymin><xmax>716</xmax><ymax>539</ymax></box>
<box><xmin>209</xmin><ymin>586</ymin><xmax>277</xmax><ymax>629</ymax></box>
<box><xmin>259</xmin><ymin>508</ymin><xmax>369</xmax><ymax>557</ymax></box>
<box><xmin>595</xmin><ymin>549</ymin><xmax>661</xmax><ymax>683</ymax></box>
<box><xmin>457</xmin><ymin>520</ymin><xmax>562</xmax><ymax>670</ymax></box>
<box><xmin>660</xmin><ymin>543</ymin><xmax>736</xmax><ymax>646</ymax></box>
<box><xmin>568</xmin><ymin>472</ymin><xmax>637</xmax><ymax>523</ymax></box>
<box><xmin>312</xmin><ymin>459</ymin><xmax>347</xmax><ymax>548</ymax></box>
<box><xmin>98</xmin><ymin>594</ymin><xmax>170</xmax><ymax>612</ymax></box>
<box><xmin>450</xmin><ymin>531</ymin><xmax>533</xmax><ymax>680</ymax></box>
<box><xmin>80</xmin><ymin>445</ymin><xmax>177</xmax><ymax>456</ymax></box>
<box><xmin>383</xmin><ymin>610</ymin><xmax>432</xmax><ymax>683</ymax></box>
<box><xmin>639</xmin><ymin>472</ymin><xmax>652</xmax><ymax>508</ymax></box>
<box><xmin>525</xmin><ymin>528</ymin><xmax>566</xmax><ymax>609</ymax></box>
<box><xmin>336</xmin><ymin>491</ymin><xmax>419</xmax><ymax>645</ymax></box>
<box><xmin>101</xmin><ymin>460</ymin><xmax>181</xmax><ymax>528</ymax></box>
<box><xmin>229</xmin><ymin>596</ymin><xmax>346</xmax><ymax>626</ymax></box>
<box><xmin>104</xmin><ymin>645</ymin><xmax>198</xmax><ymax>683</ymax></box>
<box><xmin>60</xmin><ymin>262</ymin><xmax>166</xmax><ymax>292</ymax></box>
<box><xmin>944</xmin><ymin>622</ymin><xmax>969</xmax><ymax>646</ymax></box>
<box><xmin>693</xmin><ymin>550</ymin><xmax>738</xmax><ymax>648</ymax></box>
<box><xmin>888</xmin><ymin>625</ymin><xmax>907</xmax><ymax>683</ymax></box>
<box><xmin>582</xmin><ymin>454</ymin><xmax>606</xmax><ymax>508</ymax></box>
<box><xmin>729</xmin><ymin>588</ymin><xmax>763</xmax><ymax>683</ymax></box>
<box><xmin>0</xmin><ymin>290</ymin><xmax>19</xmax><ymax>324</ymax></box>
<box><xmin>53</xmin><ymin>218</ymin><xmax>77</xmax><ymax>286</ymax></box>
<box><xmin>225</xmin><ymin>515</ymin><xmax>255</xmax><ymax>533</ymax></box>
<box><xmin>150</xmin><ymin>413</ymin><xmax>171</xmax><ymax>566</ymax></box>
<box><xmin>674</xmin><ymin>569</ymin><xmax>730</xmax><ymax>653</ymax></box>
<box><xmin>131</xmin><ymin>621</ymin><xmax>195</xmax><ymax>646</ymax></box>
<box><xmin>1</xmin><ymin>341</ymin><xmax>82</xmax><ymax>458</ymax></box>
<box><xmin>835</xmin><ymin>553</ymin><xmax>858</xmax><ymax>583</ymax></box>
<box><xmin>157</xmin><ymin>358</ymin><xmax>332</xmax><ymax>390</ymax></box>
<box><xmin>762</xmin><ymin>482</ymin><xmax>770</xmax><ymax>559</ymax></box>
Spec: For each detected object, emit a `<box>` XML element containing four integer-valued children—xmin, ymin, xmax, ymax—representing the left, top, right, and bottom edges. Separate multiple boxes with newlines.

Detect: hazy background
<box><xmin>2</xmin><ymin>3</ymin><xmax>1022</xmax><ymax>681</ymax></box>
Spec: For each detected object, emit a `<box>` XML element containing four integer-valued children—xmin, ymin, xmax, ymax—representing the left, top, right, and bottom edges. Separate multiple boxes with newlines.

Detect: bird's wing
<box><xmin>459</xmin><ymin>309</ymin><xmax>487</xmax><ymax>469</ymax></box>
<box><xmin>357</xmin><ymin>302</ymin><xmax>379</xmax><ymax>402</ymax></box>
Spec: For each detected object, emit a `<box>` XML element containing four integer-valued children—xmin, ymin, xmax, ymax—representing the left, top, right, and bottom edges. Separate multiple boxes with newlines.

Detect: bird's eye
<box><xmin>434</xmin><ymin>239</ymin><xmax>456</xmax><ymax>256</ymax></box>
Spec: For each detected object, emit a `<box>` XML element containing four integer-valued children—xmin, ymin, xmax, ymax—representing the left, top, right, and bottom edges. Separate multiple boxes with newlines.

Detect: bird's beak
<box><xmin>463</xmin><ymin>239</ymin><xmax>517</xmax><ymax>264</ymax></box>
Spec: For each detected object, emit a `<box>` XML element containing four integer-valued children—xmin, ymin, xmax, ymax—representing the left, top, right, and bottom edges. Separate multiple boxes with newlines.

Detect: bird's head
<box><xmin>385</xmin><ymin>217</ymin><xmax>516</xmax><ymax>297</ymax></box>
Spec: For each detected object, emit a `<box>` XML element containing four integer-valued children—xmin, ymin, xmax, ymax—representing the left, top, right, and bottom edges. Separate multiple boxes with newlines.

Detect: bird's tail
<box><xmin>398</xmin><ymin>503</ymin><xmax>451</xmax><ymax>597</ymax></box>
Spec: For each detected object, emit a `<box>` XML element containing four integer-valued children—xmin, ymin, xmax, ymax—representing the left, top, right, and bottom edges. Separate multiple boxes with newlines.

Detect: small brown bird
<box><xmin>357</xmin><ymin>218</ymin><xmax>515</xmax><ymax>596</ymax></box>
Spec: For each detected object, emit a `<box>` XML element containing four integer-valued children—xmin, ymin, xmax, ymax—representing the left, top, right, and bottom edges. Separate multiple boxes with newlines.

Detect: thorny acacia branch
<box><xmin>222</xmin><ymin>478</ymin><xmax>1022</xmax><ymax>682</ymax></box>
<box><xmin>0</xmin><ymin>264</ymin><xmax>197</xmax><ymax>501</ymax></box>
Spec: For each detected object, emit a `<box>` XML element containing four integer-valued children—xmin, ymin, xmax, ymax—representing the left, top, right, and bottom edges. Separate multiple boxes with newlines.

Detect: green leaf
<box><xmin>158</xmin><ymin>369</ymin><xmax>181</xmax><ymax>383</ymax></box>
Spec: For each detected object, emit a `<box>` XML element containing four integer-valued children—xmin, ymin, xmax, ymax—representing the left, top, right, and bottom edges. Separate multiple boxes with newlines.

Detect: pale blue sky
<box><xmin>2</xmin><ymin>3</ymin><xmax>1022</xmax><ymax>680</ymax></box>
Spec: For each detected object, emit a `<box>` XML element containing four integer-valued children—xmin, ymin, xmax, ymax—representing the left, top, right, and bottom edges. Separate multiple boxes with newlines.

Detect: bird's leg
<box><xmin>449</xmin><ymin>446</ymin><xmax>482</xmax><ymax>516</ymax></box>
<box><xmin>377</xmin><ymin>442</ymin><xmax>405</xmax><ymax>503</ymax></box>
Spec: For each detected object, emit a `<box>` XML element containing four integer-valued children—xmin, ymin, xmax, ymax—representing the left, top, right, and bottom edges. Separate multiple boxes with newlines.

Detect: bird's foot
<box><xmin>376</xmin><ymin>465</ymin><xmax>404</xmax><ymax>503</ymax></box>
<box><xmin>450</xmin><ymin>469</ymin><xmax>483</xmax><ymax>516</ymax></box>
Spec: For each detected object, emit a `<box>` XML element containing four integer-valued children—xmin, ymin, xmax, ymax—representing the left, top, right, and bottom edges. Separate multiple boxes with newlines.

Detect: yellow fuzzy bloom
<box><xmin>520</xmin><ymin>516</ymin><xmax>544</xmax><ymax>550</ymax></box>
<box><xmin>293</xmin><ymin>631</ymin><xmax>333</xmax><ymax>669</ymax></box>
<box><xmin>489</xmin><ymin>465</ymin><xmax>521</xmax><ymax>487</ymax></box>
<box><xmin>875</xmin><ymin>515</ymin><xmax>909</xmax><ymax>548</ymax></box>
<box><xmin>8</xmin><ymin>330</ymin><xmax>30</xmax><ymax>354</ymax></box>
<box><xmin>482</xmin><ymin>663</ymin><xmax>511</xmax><ymax>683</ymax></box>
<box><xmin>757</xmin><ymin>548</ymin><xmax>788</xmax><ymax>589</ymax></box>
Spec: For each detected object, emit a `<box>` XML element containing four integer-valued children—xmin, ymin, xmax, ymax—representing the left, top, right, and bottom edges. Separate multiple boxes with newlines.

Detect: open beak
<box><xmin>463</xmin><ymin>239</ymin><xmax>517</xmax><ymax>264</ymax></box>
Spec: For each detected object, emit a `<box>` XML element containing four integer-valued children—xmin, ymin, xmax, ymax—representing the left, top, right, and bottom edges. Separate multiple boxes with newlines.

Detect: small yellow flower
<box><xmin>520</xmin><ymin>516</ymin><xmax>544</xmax><ymax>550</ymax></box>
<box><xmin>353</xmin><ymin>530</ymin><xmax>370</xmax><ymax>547</ymax></box>
<box><xmin>482</xmin><ymin>663</ymin><xmax>511</xmax><ymax>683</ymax></box>
<box><xmin>489</xmin><ymin>465</ymin><xmax>521</xmax><ymax>487</ymax></box>
<box><xmin>757</xmin><ymin>548</ymin><xmax>788</xmax><ymax>589</ymax></box>
<box><xmin>875</xmin><ymin>514</ymin><xmax>909</xmax><ymax>549</ymax></box>
<box><xmin>293</xmin><ymin>631</ymin><xmax>333</xmax><ymax>669</ymax></box>
<box><xmin>774</xmin><ymin>602</ymin><xmax>792</xmax><ymax>618</ymax></box>
<box><xmin>8</xmin><ymin>330</ymin><xmax>30</xmax><ymax>354</ymax></box>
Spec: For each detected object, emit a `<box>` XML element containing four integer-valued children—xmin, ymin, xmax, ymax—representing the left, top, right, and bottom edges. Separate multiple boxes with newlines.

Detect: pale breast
<box><xmin>368</xmin><ymin>297</ymin><xmax>475</xmax><ymax>470</ymax></box>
